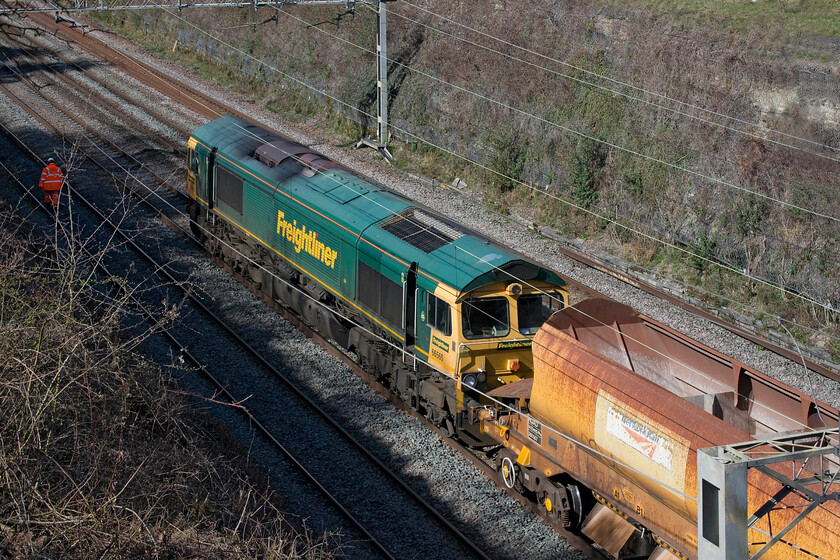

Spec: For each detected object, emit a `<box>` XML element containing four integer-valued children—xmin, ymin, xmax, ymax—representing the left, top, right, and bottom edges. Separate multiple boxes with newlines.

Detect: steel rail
<box><xmin>0</xmin><ymin>56</ymin><xmax>495</xmax><ymax>560</ymax></box>
<box><xmin>10</xmin><ymin>12</ymin><xmax>840</xmax><ymax>559</ymax></box>
<box><xmin>0</xmin><ymin>117</ymin><xmax>399</xmax><ymax>560</ymax></box>
<box><xmin>1</xmin><ymin>0</ymin><xmax>368</xmax><ymax>15</ymax></box>
<box><xmin>25</xmin><ymin>10</ymin><xmax>228</xmax><ymax>119</ymax></box>
<box><xmin>3</xmin><ymin>26</ymin><xmax>609</xmax><ymax>557</ymax></box>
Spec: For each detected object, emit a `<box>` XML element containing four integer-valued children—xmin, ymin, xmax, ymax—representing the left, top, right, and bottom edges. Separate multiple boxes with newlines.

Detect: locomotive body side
<box><xmin>186</xmin><ymin>116</ymin><xmax>569</xmax><ymax>437</ymax></box>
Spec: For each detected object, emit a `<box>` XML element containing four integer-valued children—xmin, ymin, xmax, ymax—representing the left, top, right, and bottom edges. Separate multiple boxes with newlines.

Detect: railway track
<box><xmin>0</xmin><ymin>69</ymin><xmax>499</xmax><ymax>560</ymax></box>
<box><xmin>0</xmin><ymin>125</ymin><xmax>407</xmax><ymax>560</ymax></box>
<box><xmin>3</xmin><ymin>11</ymin><xmax>839</xmax><ymax>559</ymax></box>
<box><xmin>0</xmin><ymin>19</ymin><xmax>589</xmax><ymax>560</ymax></box>
<box><xmin>2</xmin><ymin>92</ymin><xmax>402</xmax><ymax>556</ymax></box>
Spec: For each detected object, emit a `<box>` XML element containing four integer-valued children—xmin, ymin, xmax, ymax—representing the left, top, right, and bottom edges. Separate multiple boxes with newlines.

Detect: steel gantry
<box><xmin>698</xmin><ymin>427</ymin><xmax>840</xmax><ymax>560</ymax></box>
<box><xmin>2</xmin><ymin>0</ymin><xmax>395</xmax><ymax>160</ymax></box>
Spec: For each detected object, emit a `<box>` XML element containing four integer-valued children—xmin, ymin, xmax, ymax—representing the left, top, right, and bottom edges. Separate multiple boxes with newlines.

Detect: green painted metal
<box><xmin>189</xmin><ymin>115</ymin><xmax>566</xmax><ymax>352</ymax></box>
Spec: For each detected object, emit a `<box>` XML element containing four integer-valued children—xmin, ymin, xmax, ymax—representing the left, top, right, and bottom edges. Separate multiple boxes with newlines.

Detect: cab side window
<box><xmin>427</xmin><ymin>293</ymin><xmax>451</xmax><ymax>336</ymax></box>
<box><xmin>517</xmin><ymin>292</ymin><xmax>564</xmax><ymax>335</ymax></box>
<box><xmin>189</xmin><ymin>149</ymin><xmax>199</xmax><ymax>174</ymax></box>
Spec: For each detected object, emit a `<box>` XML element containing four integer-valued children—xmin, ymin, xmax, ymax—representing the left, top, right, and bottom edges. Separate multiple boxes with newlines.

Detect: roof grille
<box><xmin>379</xmin><ymin>208</ymin><xmax>465</xmax><ymax>253</ymax></box>
<box><xmin>255</xmin><ymin>139</ymin><xmax>310</xmax><ymax>168</ymax></box>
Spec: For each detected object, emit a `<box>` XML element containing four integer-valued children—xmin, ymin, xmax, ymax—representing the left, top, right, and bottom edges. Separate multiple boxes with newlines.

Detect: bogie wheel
<box><xmin>564</xmin><ymin>483</ymin><xmax>585</xmax><ymax>530</ymax></box>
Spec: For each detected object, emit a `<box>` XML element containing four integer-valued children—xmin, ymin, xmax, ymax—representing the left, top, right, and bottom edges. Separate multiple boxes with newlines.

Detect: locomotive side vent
<box><xmin>380</xmin><ymin>208</ymin><xmax>465</xmax><ymax>253</ymax></box>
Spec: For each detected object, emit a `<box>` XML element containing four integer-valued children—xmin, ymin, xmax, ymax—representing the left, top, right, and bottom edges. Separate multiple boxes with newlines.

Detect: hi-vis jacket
<box><xmin>39</xmin><ymin>162</ymin><xmax>64</xmax><ymax>192</ymax></box>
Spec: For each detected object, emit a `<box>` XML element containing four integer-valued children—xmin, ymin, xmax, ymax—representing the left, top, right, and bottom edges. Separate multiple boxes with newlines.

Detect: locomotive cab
<box><xmin>416</xmin><ymin>276</ymin><xmax>568</xmax><ymax>441</ymax></box>
<box><xmin>186</xmin><ymin>137</ymin><xmax>212</xmax><ymax>239</ymax></box>
<box><xmin>186</xmin><ymin>140</ymin><xmax>198</xmax><ymax>199</ymax></box>
<box><xmin>455</xmin><ymin>281</ymin><xmax>566</xmax><ymax>391</ymax></box>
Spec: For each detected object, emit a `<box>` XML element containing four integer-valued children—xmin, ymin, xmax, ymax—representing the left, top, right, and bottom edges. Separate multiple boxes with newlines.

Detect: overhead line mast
<box><xmin>698</xmin><ymin>428</ymin><xmax>840</xmax><ymax>560</ymax></box>
<box><xmin>354</xmin><ymin>0</ymin><xmax>393</xmax><ymax>163</ymax></box>
<box><xmin>5</xmin><ymin>0</ymin><xmax>394</xmax><ymax>161</ymax></box>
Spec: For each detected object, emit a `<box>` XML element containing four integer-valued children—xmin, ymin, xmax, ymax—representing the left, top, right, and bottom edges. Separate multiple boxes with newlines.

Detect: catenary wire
<box><xmin>470</xmin><ymin>192</ymin><xmax>840</xmax><ymax>345</ymax></box>
<box><xmin>1</xmin><ymin>7</ymin><xmax>840</xmax><ymax>540</ymax></box>
<box><xmin>27</xmin><ymin>6</ymin><xmax>832</xmax><ymax>504</ymax></box>
<box><xmin>153</xmin><ymin>5</ymin><xmax>840</xmax><ymax>532</ymax></box>
<box><xmin>387</xmin><ymin>5</ymin><xmax>840</xmax><ymax>265</ymax></box>
<box><xmin>104</xmin><ymin>3</ymin><xmax>834</xmax><ymax>449</ymax></box>
<box><xmin>397</xmin><ymin>0</ymin><xmax>840</xmax><ymax>160</ymax></box>
<box><xmin>208</xmin><ymin>113</ymin><xmax>834</xmax><ymax>442</ymax></box>
<box><xmin>388</xmin><ymin>116</ymin><xmax>838</xmax><ymax>315</ymax></box>
<box><xmin>278</xmin><ymin>7</ymin><xmax>840</xmax><ymax>227</ymax></box>
<box><xmin>270</xmin><ymin>6</ymin><xmax>840</xmax><ymax>314</ymax></box>
<box><xmin>387</xmin><ymin>5</ymin><xmax>840</xmax><ymax>264</ymax></box>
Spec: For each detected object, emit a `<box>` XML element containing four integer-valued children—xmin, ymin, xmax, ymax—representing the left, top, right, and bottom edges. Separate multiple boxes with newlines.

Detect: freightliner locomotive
<box><xmin>186</xmin><ymin>115</ymin><xmax>569</xmax><ymax>443</ymax></box>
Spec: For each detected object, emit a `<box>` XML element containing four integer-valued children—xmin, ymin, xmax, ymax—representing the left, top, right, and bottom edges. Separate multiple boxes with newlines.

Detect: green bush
<box><xmin>570</xmin><ymin>138</ymin><xmax>607</xmax><ymax>209</ymax></box>
<box><xmin>488</xmin><ymin>132</ymin><xmax>528</xmax><ymax>194</ymax></box>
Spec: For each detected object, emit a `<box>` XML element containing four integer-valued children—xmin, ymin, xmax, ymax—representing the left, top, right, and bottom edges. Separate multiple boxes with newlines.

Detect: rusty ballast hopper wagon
<box><xmin>480</xmin><ymin>299</ymin><xmax>840</xmax><ymax>559</ymax></box>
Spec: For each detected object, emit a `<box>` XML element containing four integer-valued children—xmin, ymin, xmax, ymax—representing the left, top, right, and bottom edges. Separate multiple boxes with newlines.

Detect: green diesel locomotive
<box><xmin>187</xmin><ymin>115</ymin><xmax>568</xmax><ymax>441</ymax></box>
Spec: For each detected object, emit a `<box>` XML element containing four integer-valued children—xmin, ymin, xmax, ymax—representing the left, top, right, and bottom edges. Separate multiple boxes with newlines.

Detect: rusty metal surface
<box><xmin>538</xmin><ymin>226</ymin><xmax>840</xmax><ymax>385</ymax></box>
<box><xmin>487</xmin><ymin>377</ymin><xmax>533</xmax><ymax>399</ymax></box>
<box><xmin>551</xmin><ymin>299</ymin><xmax>838</xmax><ymax>434</ymax></box>
<box><xmin>526</xmin><ymin>298</ymin><xmax>840</xmax><ymax>559</ymax></box>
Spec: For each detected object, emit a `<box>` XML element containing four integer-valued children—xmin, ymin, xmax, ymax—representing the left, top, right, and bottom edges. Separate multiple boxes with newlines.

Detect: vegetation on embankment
<box><xmin>0</xmin><ymin>208</ymin><xmax>333</xmax><ymax>558</ymax></box>
<box><xmin>90</xmin><ymin>0</ymin><xmax>839</xmax><ymax>361</ymax></box>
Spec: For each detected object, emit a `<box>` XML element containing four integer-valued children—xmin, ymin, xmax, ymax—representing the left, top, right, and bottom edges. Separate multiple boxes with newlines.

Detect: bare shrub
<box><xmin>0</xmin><ymin>207</ymin><xmax>333</xmax><ymax>559</ymax></box>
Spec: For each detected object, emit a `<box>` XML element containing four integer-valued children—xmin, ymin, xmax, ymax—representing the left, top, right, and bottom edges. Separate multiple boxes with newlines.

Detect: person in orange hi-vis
<box><xmin>39</xmin><ymin>158</ymin><xmax>65</xmax><ymax>207</ymax></box>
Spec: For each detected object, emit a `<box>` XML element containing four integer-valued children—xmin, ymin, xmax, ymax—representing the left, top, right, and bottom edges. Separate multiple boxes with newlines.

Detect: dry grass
<box><xmin>0</xmin><ymin>207</ymin><xmax>335</xmax><ymax>559</ymax></box>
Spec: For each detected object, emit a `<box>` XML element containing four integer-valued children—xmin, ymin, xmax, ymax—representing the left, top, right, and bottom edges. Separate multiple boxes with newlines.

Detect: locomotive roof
<box><xmin>191</xmin><ymin>116</ymin><xmax>565</xmax><ymax>296</ymax></box>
